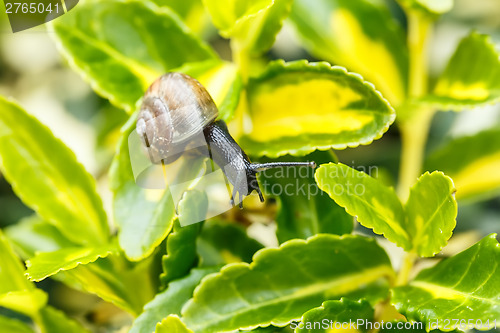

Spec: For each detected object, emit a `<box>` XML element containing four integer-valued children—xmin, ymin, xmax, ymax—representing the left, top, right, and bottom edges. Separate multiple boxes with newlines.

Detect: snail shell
<box><xmin>136</xmin><ymin>72</ymin><xmax>218</xmax><ymax>164</ymax></box>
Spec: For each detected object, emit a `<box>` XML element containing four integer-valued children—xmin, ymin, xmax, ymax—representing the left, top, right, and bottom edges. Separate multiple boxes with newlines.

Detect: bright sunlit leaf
<box><xmin>315</xmin><ymin>163</ymin><xmax>410</xmax><ymax>250</ymax></box>
<box><xmin>0</xmin><ymin>231</ymin><xmax>47</xmax><ymax>317</ymax></box>
<box><xmin>52</xmin><ymin>0</ymin><xmax>217</xmax><ymax>112</ymax></box>
<box><xmin>25</xmin><ymin>244</ymin><xmax>116</xmax><ymax>282</ymax></box>
<box><xmin>0</xmin><ymin>97</ymin><xmax>109</xmax><ymax>246</ymax></box>
<box><xmin>204</xmin><ymin>0</ymin><xmax>291</xmax><ymax>55</ymax></box>
<box><xmin>405</xmin><ymin>172</ymin><xmax>457</xmax><ymax>257</ymax></box>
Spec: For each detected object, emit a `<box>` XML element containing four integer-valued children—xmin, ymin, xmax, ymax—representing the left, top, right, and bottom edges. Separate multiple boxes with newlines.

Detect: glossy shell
<box><xmin>136</xmin><ymin>72</ymin><xmax>218</xmax><ymax>163</ymax></box>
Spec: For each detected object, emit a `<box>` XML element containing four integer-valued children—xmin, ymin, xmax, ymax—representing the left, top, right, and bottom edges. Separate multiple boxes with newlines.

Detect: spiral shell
<box><xmin>136</xmin><ymin>72</ymin><xmax>218</xmax><ymax>164</ymax></box>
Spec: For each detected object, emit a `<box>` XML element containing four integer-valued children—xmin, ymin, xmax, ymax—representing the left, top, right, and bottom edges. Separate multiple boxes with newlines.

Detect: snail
<box><xmin>136</xmin><ymin>72</ymin><xmax>315</xmax><ymax>208</ymax></box>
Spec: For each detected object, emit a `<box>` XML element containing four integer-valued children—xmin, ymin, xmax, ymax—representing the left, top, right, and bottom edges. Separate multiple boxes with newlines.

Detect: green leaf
<box><xmin>289</xmin><ymin>0</ymin><xmax>408</xmax><ymax>105</ymax></box>
<box><xmin>205</xmin><ymin>0</ymin><xmax>292</xmax><ymax>55</ymax></box>
<box><xmin>205</xmin><ymin>0</ymin><xmax>293</xmax><ymax>55</ymax></box>
<box><xmin>203</xmin><ymin>0</ymin><xmax>272</xmax><ymax>36</ymax></box>
<box><xmin>5</xmin><ymin>216</ymin><xmax>75</xmax><ymax>260</ymax></box>
<box><xmin>0</xmin><ymin>230</ymin><xmax>47</xmax><ymax>316</ymax></box>
<box><xmin>425</xmin><ymin>127</ymin><xmax>500</xmax><ymax>201</ymax></box>
<box><xmin>151</xmin><ymin>0</ymin><xmax>211</xmax><ymax>36</ymax></box>
<box><xmin>398</xmin><ymin>0</ymin><xmax>453</xmax><ymax>15</ymax></box>
<box><xmin>130</xmin><ymin>267</ymin><xmax>219</xmax><ymax>333</ymax></box>
<box><xmin>240</xmin><ymin>60</ymin><xmax>395</xmax><ymax>157</ymax></box>
<box><xmin>57</xmin><ymin>253</ymin><xmax>157</xmax><ymax>315</ymax></box>
<box><xmin>156</xmin><ymin>315</ymin><xmax>193</xmax><ymax>333</ymax></box>
<box><xmin>294</xmin><ymin>298</ymin><xmax>373</xmax><ymax>333</ymax></box>
<box><xmin>175</xmin><ymin>60</ymin><xmax>242</xmax><ymax>122</ymax></box>
<box><xmin>0</xmin><ymin>97</ymin><xmax>108</xmax><ymax>246</ymax></box>
<box><xmin>161</xmin><ymin>190</ymin><xmax>207</xmax><ymax>286</ymax></box>
<box><xmin>109</xmin><ymin>116</ymin><xmax>176</xmax><ymax>260</ymax></box>
<box><xmin>0</xmin><ymin>316</ymin><xmax>33</xmax><ymax>333</ymax></box>
<box><xmin>315</xmin><ymin>163</ymin><xmax>410</xmax><ymax>250</ymax></box>
<box><xmin>6</xmin><ymin>218</ymin><xmax>155</xmax><ymax>316</ymax></box>
<box><xmin>197</xmin><ymin>220</ymin><xmax>264</xmax><ymax>266</ymax></box>
<box><xmin>392</xmin><ymin>234</ymin><xmax>500</xmax><ymax>331</ymax></box>
<box><xmin>52</xmin><ymin>0</ymin><xmax>217</xmax><ymax>112</ymax></box>
<box><xmin>161</xmin><ymin>220</ymin><xmax>200</xmax><ymax>286</ymax></box>
<box><xmin>259</xmin><ymin>151</ymin><xmax>353</xmax><ymax>243</ymax></box>
<box><xmin>25</xmin><ymin>244</ymin><xmax>116</xmax><ymax>282</ymax></box>
<box><xmin>405</xmin><ymin>172</ymin><xmax>457</xmax><ymax>257</ymax></box>
<box><xmin>38</xmin><ymin>306</ymin><xmax>89</xmax><ymax>333</ymax></box>
<box><xmin>182</xmin><ymin>234</ymin><xmax>394</xmax><ymax>332</ymax></box>
<box><xmin>421</xmin><ymin>32</ymin><xmax>500</xmax><ymax>110</ymax></box>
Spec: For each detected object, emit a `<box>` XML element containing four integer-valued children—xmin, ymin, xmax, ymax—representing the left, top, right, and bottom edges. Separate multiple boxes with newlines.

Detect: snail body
<box><xmin>137</xmin><ymin>72</ymin><xmax>315</xmax><ymax>208</ymax></box>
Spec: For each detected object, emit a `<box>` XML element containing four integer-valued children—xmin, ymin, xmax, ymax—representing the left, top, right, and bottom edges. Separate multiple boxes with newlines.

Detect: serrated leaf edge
<box><xmin>182</xmin><ymin>234</ymin><xmax>394</xmax><ymax>332</ymax></box>
<box><xmin>246</xmin><ymin>60</ymin><xmax>396</xmax><ymax>157</ymax></box>
<box><xmin>406</xmin><ymin>171</ymin><xmax>457</xmax><ymax>257</ymax></box>
<box><xmin>25</xmin><ymin>245</ymin><xmax>115</xmax><ymax>282</ymax></box>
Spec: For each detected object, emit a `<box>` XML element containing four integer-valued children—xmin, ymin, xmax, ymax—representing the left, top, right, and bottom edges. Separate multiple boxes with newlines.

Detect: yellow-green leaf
<box><xmin>25</xmin><ymin>244</ymin><xmax>116</xmax><ymax>282</ymax></box>
<box><xmin>52</xmin><ymin>0</ymin><xmax>217</xmax><ymax>112</ymax></box>
<box><xmin>182</xmin><ymin>234</ymin><xmax>394</xmax><ymax>332</ymax></box>
<box><xmin>421</xmin><ymin>32</ymin><xmax>500</xmax><ymax>110</ymax></box>
<box><xmin>241</xmin><ymin>60</ymin><xmax>395</xmax><ymax>157</ymax></box>
<box><xmin>38</xmin><ymin>306</ymin><xmax>90</xmax><ymax>333</ymax></box>
<box><xmin>156</xmin><ymin>315</ymin><xmax>193</xmax><ymax>333</ymax></box>
<box><xmin>315</xmin><ymin>163</ymin><xmax>410</xmax><ymax>250</ymax></box>
<box><xmin>392</xmin><ymin>234</ymin><xmax>500</xmax><ymax>331</ymax></box>
<box><xmin>205</xmin><ymin>0</ymin><xmax>293</xmax><ymax>55</ymax></box>
<box><xmin>0</xmin><ymin>97</ymin><xmax>109</xmax><ymax>246</ymax></box>
<box><xmin>203</xmin><ymin>0</ymin><xmax>272</xmax><ymax>35</ymax></box>
<box><xmin>0</xmin><ymin>231</ymin><xmax>47</xmax><ymax>316</ymax></box>
<box><xmin>5</xmin><ymin>216</ymin><xmax>75</xmax><ymax>260</ymax></box>
<box><xmin>425</xmin><ymin>127</ymin><xmax>500</xmax><ymax>202</ymax></box>
<box><xmin>290</xmin><ymin>0</ymin><xmax>408</xmax><ymax>105</ymax></box>
<box><xmin>57</xmin><ymin>253</ymin><xmax>157</xmax><ymax>315</ymax></box>
<box><xmin>405</xmin><ymin>172</ymin><xmax>457</xmax><ymax>257</ymax></box>
<box><xmin>152</xmin><ymin>0</ymin><xmax>212</xmax><ymax>36</ymax></box>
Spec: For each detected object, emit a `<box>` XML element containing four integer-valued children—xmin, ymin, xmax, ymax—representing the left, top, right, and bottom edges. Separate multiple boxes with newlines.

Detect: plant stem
<box><xmin>397</xmin><ymin>108</ymin><xmax>435</xmax><ymax>200</ymax></box>
<box><xmin>396</xmin><ymin>252</ymin><xmax>418</xmax><ymax>285</ymax></box>
<box><xmin>407</xmin><ymin>11</ymin><xmax>432</xmax><ymax>97</ymax></box>
<box><xmin>397</xmin><ymin>10</ymin><xmax>434</xmax><ymax>201</ymax></box>
<box><xmin>395</xmin><ymin>8</ymin><xmax>435</xmax><ymax>286</ymax></box>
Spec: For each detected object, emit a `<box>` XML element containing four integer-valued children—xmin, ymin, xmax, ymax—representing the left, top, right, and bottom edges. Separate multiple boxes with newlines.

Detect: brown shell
<box><xmin>136</xmin><ymin>72</ymin><xmax>218</xmax><ymax>164</ymax></box>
